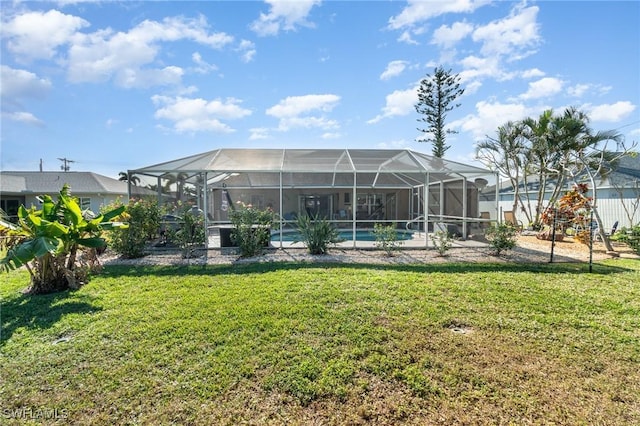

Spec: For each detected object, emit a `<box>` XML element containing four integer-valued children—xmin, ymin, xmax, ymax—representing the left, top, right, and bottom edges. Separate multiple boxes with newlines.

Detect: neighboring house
<box><xmin>0</xmin><ymin>171</ymin><xmax>153</xmax><ymax>221</ymax></box>
<box><xmin>480</xmin><ymin>155</ymin><xmax>640</xmax><ymax>230</ymax></box>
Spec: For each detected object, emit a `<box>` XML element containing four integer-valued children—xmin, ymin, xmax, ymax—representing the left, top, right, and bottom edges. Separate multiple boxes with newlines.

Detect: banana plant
<box><xmin>0</xmin><ymin>184</ymin><xmax>127</xmax><ymax>294</ymax></box>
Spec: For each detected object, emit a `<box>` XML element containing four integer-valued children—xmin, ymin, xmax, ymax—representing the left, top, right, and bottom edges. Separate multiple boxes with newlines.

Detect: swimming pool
<box><xmin>271</xmin><ymin>229</ymin><xmax>414</xmax><ymax>242</ymax></box>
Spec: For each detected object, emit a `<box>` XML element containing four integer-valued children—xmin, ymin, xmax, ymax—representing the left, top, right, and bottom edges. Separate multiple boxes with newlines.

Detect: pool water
<box><xmin>271</xmin><ymin>229</ymin><xmax>414</xmax><ymax>242</ymax></box>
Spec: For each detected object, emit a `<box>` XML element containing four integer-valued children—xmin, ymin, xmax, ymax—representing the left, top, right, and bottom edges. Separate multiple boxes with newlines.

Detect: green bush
<box><xmin>230</xmin><ymin>203</ymin><xmax>277</xmax><ymax>258</ymax></box>
<box><xmin>485</xmin><ymin>223</ymin><xmax>518</xmax><ymax>256</ymax></box>
<box><xmin>295</xmin><ymin>214</ymin><xmax>343</xmax><ymax>255</ymax></box>
<box><xmin>167</xmin><ymin>203</ymin><xmax>206</xmax><ymax>258</ymax></box>
<box><xmin>612</xmin><ymin>224</ymin><xmax>640</xmax><ymax>255</ymax></box>
<box><xmin>430</xmin><ymin>230</ymin><xmax>453</xmax><ymax>256</ymax></box>
<box><xmin>105</xmin><ymin>198</ymin><xmax>160</xmax><ymax>259</ymax></box>
<box><xmin>372</xmin><ymin>223</ymin><xmax>403</xmax><ymax>257</ymax></box>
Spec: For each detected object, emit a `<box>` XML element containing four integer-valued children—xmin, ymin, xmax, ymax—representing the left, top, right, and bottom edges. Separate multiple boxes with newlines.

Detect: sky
<box><xmin>1</xmin><ymin>0</ymin><xmax>639</xmax><ymax>181</ymax></box>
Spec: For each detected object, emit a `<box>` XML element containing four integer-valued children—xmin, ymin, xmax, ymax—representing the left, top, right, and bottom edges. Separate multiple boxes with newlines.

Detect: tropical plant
<box><xmin>118</xmin><ymin>171</ymin><xmax>140</xmax><ymax>186</ymax></box>
<box><xmin>611</xmin><ymin>224</ymin><xmax>640</xmax><ymax>255</ymax></box>
<box><xmin>539</xmin><ymin>184</ymin><xmax>592</xmax><ymax>242</ymax></box>
<box><xmin>476</xmin><ymin>121</ymin><xmax>530</xmax><ymax>224</ymax></box>
<box><xmin>294</xmin><ymin>213</ymin><xmax>342</xmax><ymax>255</ymax></box>
<box><xmin>0</xmin><ymin>184</ymin><xmax>126</xmax><ymax>294</ymax></box>
<box><xmin>476</xmin><ymin>107</ymin><xmax>634</xmax><ymax>236</ymax></box>
<box><xmin>230</xmin><ymin>202</ymin><xmax>277</xmax><ymax>258</ymax></box>
<box><xmin>167</xmin><ymin>203</ymin><xmax>206</xmax><ymax>258</ymax></box>
<box><xmin>371</xmin><ymin>223</ymin><xmax>403</xmax><ymax>256</ymax></box>
<box><xmin>105</xmin><ymin>198</ymin><xmax>161</xmax><ymax>259</ymax></box>
<box><xmin>415</xmin><ymin>66</ymin><xmax>465</xmax><ymax>158</ymax></box>
<box><xmin>430</xmin><ymin>230</ymin><xmax>453</xmax><ymax>256</ymax></box>
<box><xmin>485</xmin><ymin>223</ymin><xmax>518</xmax><ymax>256</ymax></box>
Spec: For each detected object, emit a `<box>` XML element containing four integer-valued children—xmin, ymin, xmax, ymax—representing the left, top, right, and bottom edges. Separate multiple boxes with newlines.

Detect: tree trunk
<box><xmin>583</xmin><ymin>166</ymin><xmax>615</xmax><ymax>252</ymax></box>
<box><xmin>28</xmin><ymin>253</ymin><xmax>71</xmax><ymax>294</ymax></box>
<box><xmin>592</xmin><ymin>207</ymin><xmax>615</xmax><ymax>252</ymax></box>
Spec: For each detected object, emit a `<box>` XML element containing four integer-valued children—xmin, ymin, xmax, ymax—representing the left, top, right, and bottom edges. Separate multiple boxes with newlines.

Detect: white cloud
<box><xmin>388</xmin><ymin>0</ymin><xmax>489</xmax><ymax>30</ymax></box>
<box><xmin>368</xmin><ymin>87</ymin><xmax>417</xmax><ymax>124</ymax></box>
<box><xmin>66</xmin><ymin>15</ymin><xmax>233</xmax><ymax>87</ymax></box>
<box><xmin>277</xmin><ymin>116</ymin><xmax>339</xmax><ymax>131</ymax></box>
<box><xmin>455</xmin><ymin>100</ymin><xmax>533</xmax><ymax>140</ymax></box>
<box><xmin>376</xmin><ymin>138</ymin><xmax>411</xmax><ymax>149</ymax></box>
<box><xmin>0</xmin><ymin>65</ymin><xmax>51</xmax><ymax>100</ymax></box>
<box><xmin>431</xmin><ymin>21</ymin><xmax>473</xmax><ymax>47</ymax></box>
<box><xmin>464</xmin><ymin>80</ymin><xmax>483</xmax><ymax>95</ymax></box>
<box><xmin>397</xmin><ymin>30</ymin><xmax>419</xmax><ymax>45</ymax></box>
<box><xmin>472</xmin><ymin>5</ymin><xmax>541</xmax><ymax>59</ymax></box>
<box><xmin>116</xmin><ymin>66</ymin><xmax>184</xmax><ymax>89</ymax></box>
<box><xmin>151</xmin><ymin>95</ymin><xmax>252</xmax><ymax>133</ymax></box>
<box><xmin>191</xmin><ymin>52</ymin><xmax>218</xmax><ymax>74</ymax></box>
<box><xmin>0</xmin><ymin>66</ymin><xmax>51</xmax><ymax>127</ymax></box>
<box><xmin>567</xmin><ymin>84</ymin><xmax>591</xmax><ymax>98</ymax></box>
<box><xmin>3</xmin><ymin>111</ymin><xmax>45</xmax><ymax>127</ymax></box>
<box><xmin>585</xmin><ymin>101</ymin><xmax>636</xmax><ymax>122</ymax></box>
<box><xmin>521</xmin><ymin>68</ymin><xmax>545</xmax><ymax>79</ymax></box>
<box><xmin>567</xmin><ymin>83</ymin><xmax>613</xmax><ymax>98</ymax></box>
<box><xmin>1</xmin><ymin>9</ymin><xmax>89</xmax><ymax>61</ymax></box>
<box><xmin>322</xmin><ymin>132</ymin><xmax>341</xmax><ymax>139</ymax></box>
<box><xmin>266</xmin><ymin>94</ymin><xmax>339</xmax><ymax>118</ymax></box>
<box><xmin>237</xmin><ymin>40</ymin><xmax>256</xmax><ymax>63</ymax></box>
<box><xmin>249</xmin><ymin>127</ymin><xmax>270</xmax><ymax>140</ymax></box>
<box><xmin>266</xmin><ymin>94</ymin><xmax>340</xmax><ymax>131</ymax></box>
<box><xmin>519</xmin><ymin>77</ymin><xmax>564</xmax><ymax>100</ymax></box>
<box><xmin>380</xmin><ymin>60</ymin><xmax>409</xmax><ymax>80</ymax></box>
<box><xmin>250</xmin><ymin>0</ymin><xmax>321</xmax><ymax>36</ymax></box>
<box><xmin>458</xmin><ymin>55</ymin><xmax>507</xmax><ymax>82</ymax></box>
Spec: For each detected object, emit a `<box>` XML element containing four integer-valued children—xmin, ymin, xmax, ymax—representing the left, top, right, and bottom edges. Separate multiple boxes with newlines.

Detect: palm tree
<box><xmin>476</xmin><ymin>121</ymin><xmax>531</xmax><ymax>222</ymax></box>
<box><xmin>160</xmin><ymin>172</ymin><xmax>189</xmax><ymax>201</ymax></box>
<box><xmin>118</xmin><ymin>171</ymin><xmax>140</xmax><ymax>186</ymax></box>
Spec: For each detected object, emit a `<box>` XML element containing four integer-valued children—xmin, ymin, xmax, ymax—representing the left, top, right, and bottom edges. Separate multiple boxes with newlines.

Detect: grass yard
<box><xmin>2</xmin><ymin>260</ymin><xmax>639</xmax><ymax>425</ymax></box>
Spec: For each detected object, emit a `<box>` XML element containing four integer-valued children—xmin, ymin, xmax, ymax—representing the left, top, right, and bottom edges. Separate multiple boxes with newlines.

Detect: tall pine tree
<box><xmin>415</xmin><ymin>66</ymin><xmax>465</xmax><ymax>158</ymax></box>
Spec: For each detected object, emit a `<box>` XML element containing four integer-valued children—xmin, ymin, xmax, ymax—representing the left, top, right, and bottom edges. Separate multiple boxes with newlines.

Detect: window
<box><xmin>78</xmin><ymin>197</ymin><xmax>91</xmax><ymax>211</ymax></box>
<box><xmin>1</xmin><ymin>199</ymin><xmax>20</xmax><ymax>221</ymax></box>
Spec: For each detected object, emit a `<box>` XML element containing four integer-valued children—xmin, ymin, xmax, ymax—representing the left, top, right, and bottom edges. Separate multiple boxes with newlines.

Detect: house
<box><xmin>0</xmin><ymin>171</ymin><xmax>153</xmax><ymax>221</ymax></box>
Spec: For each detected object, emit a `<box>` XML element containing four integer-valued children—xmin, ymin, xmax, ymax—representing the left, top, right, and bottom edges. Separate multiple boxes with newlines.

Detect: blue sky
<box><xmin>1</xmin><ymin>0</ymin><xmax>639</xmax><ymax>180</ymax></box>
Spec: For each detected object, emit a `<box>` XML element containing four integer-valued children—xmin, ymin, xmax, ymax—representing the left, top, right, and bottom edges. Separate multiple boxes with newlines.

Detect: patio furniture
<box><xmin>503</xmin><ymin>211</ymin><xmax>523</xmax><ymax>231</ymax></box>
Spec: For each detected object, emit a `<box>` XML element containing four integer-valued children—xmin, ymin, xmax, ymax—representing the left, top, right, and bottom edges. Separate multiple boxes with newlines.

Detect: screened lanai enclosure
<box><xmin>129</xmin><ymin>149</ymin><xmax>497</xmax><ymax>248</ymax></box>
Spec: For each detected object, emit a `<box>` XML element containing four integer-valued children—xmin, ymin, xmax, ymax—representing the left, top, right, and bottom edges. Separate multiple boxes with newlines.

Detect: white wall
<box><xmin>495</xmin><ymin>199</ymin><xmax>637</xmax><ymax>231</ymax></box>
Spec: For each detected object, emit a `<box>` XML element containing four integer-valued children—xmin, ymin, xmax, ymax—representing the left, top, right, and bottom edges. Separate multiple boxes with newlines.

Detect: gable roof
<box><xmin>0</xmin><ymin>171</ymin><xmax>137</xmax><ymax>195</ymax></box>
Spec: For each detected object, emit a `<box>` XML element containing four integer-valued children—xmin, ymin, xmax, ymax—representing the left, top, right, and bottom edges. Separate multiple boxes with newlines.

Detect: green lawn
<box><xmin>2</xmin><ymin>260</ymin><xmax>639</xmax><ymax>425</ymax></box>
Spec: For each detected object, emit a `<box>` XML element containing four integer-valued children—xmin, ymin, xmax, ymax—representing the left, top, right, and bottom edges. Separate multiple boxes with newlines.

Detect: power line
<box><xmin>614</xmin><ymin>120</ymin><xmax>640</xmax><ymax>131</ymax></box>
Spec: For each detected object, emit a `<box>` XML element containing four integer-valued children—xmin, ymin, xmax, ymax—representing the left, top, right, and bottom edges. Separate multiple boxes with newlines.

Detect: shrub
<box><xmin>372</xmin><ymin>223</ymin><xmax>403</xmax><ymax>257</ymax></box>
<box><xmin>230</xmin><ymin>203</ymin><xmax>277</xmax><ymax>258</ymax></box>
<box><xmin>612</xmin><ymin>225</ymin><xmax>640</xmax><ymax>255</ymax></box>
<box><xmin>105</xmin><ymin>198</ymin><xmax>160</xmax><ymax>259</ymax></box>
<box><xmin>539</xmin><ymin>184</ymin><xmax>592</xmax><ymax>238</ymax></box>
<box><xmin>295</xmin><ymin>213</ymin><xmax>343</xmax><ymax>255</ymax></box>
<box><xmin>485</xmin><ymin>223</ymin><xmax>518</xmax><ymax>256</ymax></box>
<box><xmin>430</xmin><ymin>230</ymin><xmax>453</xmax><ymax>256</ymax></box>
<box><xmin>167</xmin><ymin>203</ymin><xmax>207</xmax><ymax>258</ymax></box>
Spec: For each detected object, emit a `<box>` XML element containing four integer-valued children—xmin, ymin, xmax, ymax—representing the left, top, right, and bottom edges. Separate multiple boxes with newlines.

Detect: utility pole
<box><xmin>58</xmin><ymin>157</ymin><xmax>75</xmax><ymax>172</ymax></box>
